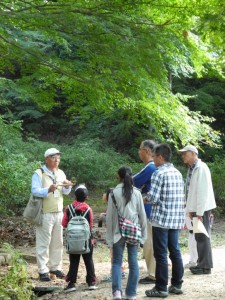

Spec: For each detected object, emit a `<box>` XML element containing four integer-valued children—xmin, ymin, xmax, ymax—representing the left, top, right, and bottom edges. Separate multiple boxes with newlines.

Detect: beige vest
<box><xmin>35</xmin><ymin>168</ymin><xmax>66</xmax><ymax>213</ymax></box>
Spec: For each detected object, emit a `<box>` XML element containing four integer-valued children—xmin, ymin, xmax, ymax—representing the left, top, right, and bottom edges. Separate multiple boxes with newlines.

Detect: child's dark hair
<box><xmin>105</xmin><ymin>188</ymin><xmax>113</xmax><ymax>202</ymax></box>
<box><xmin>74</xmin><ymin>185</ymin><xmax>88</xmax><ymax>202</ymax></box>
<box><xmin>118</xmin><ymin>166</ymin><xmax>133</xmax><ymax>205</ymax></box>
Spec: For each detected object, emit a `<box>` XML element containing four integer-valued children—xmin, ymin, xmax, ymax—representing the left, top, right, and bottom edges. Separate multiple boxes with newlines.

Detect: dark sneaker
<box><xmin>168</xmin><ymin>285</ymin><xmax>183</xmax><ymax>295</ymax></box>
<box><xmin>139</xmin><ymin>276</ymin><xmax>156</xmax><ymax>284</ymax></box>
<box><xmin>39</xmin><ymin>273</ymin><xmax>51</xmax><ymax>282</ymax></box>
<box><xmin>190</xmin><ymin>266</ymin><xmax>211</xmax><ymax>275</ymax></box>
<box><xmin>50</xmin><ymin>270</ymin><xmax>65</xmax><ymax>279</ymax></box>
<box><xmin>64</xmin><ymin>283</ymin><xmax>76</xmax><ymax>293</ymax></box>
<box><xmin>145</xmin><ymin>287</ymin><xmax>168</xmax><ymax>298</ymax></box>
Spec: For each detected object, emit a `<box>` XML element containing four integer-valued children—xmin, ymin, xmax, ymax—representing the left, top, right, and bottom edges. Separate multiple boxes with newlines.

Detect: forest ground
<box><xmin>1</xmin><ymin>216</ymin><xmax>225</xmax><ymax>300</ymax></box>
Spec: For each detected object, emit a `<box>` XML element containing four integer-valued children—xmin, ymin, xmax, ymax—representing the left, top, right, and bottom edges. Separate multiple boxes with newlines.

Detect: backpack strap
<box><xmin>83</xmin><ymin>207</ymin><xmax>90</xmax><ymax>217</ymax></box>
<box><xmin>68</xmin><ymin>204</ymin><xmax>76</xmax><ymax>218</ymax></box>
<box><xmin>68</xmin><ymin>203</ymin><xmax>89</xmax><ymax>219</ymax></box>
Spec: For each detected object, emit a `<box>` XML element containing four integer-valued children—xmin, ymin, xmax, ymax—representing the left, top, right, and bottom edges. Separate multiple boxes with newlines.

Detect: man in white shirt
<box><xmin>32</xmin><ymin>148</ymin><xmax>72</xmax><ymax>281</ymax></box>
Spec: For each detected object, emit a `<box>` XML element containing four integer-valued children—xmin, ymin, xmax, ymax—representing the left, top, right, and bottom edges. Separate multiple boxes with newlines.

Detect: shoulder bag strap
<box><xmin>111</xmin><ymin>192</ymin><xmax>122</xmax><ymax>218</ymax></box>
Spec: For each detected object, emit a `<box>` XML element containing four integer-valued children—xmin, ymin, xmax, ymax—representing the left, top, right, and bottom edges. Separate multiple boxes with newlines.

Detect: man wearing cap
<box><xmin>31</xmin><ymin>148</ymin><xmax>72</xmax><ymax>281</ymax></box>
<box><xmin>178</xmin><ymin>145</ymin><xmax>216</xmax><ymax>275</ymax></box>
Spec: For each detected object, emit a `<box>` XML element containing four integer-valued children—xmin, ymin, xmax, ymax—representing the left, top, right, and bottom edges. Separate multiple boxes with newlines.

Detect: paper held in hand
<box><xmin>192</xmin><ymin>217</ymin><xmax>209</xmax><ymax>238</ymax></box>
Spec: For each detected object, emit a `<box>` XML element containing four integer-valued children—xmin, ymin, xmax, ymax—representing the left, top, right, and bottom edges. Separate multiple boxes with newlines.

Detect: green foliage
<box><xmin>0</xmin><ymin>0</ymin><xmax>223</xmax><ymax>148</ymax></box>
<box><xmin>209</xmin><ymin>157</ymin><xmax>225</xmax><ymax>212</ymax></box>
<box><xmin>60</xmin><ymin>137</ymin><xmax>133</xmax><ymax>189</ymax></box>
<box><xmin>0</xmin><ymin>149</ymin><xmax>39</xmax><ymax>214</ymax></box>
<box><xmin>173</xmin><ymin>78</ymin><xmax>225</xmax><ymax>131</ymax></box>
<box><xmin>0</xmin><ymin>118</ymin><xmax>49</xmax><ymax>214</ymax></box>
<box><xmin>0</xmin><ymin>243</ymin><xmax>33</xmax><ymax>300</ymax></box>
<box><xmin>0</xmin><ymin>119</ymin><xmax>139</xmax><ymax>213</ymax></box>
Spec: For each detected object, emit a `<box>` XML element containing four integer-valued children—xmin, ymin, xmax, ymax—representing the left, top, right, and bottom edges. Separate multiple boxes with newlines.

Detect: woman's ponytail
<box><xmin>118</xmin><ymin>166</ymin><xmax>133</xmax><ymax>205</ymax></box>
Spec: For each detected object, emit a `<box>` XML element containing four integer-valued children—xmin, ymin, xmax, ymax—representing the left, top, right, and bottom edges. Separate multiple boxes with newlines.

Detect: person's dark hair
<box><xmin>118</xmin><ymin>166</ymin><xmax>133</xmax><ymax>205</ymax></box>
<box><xmin>154</xmin><ymin>143</ymin><xmax>172</xmax><ymax>162</ymax></box>
<box><xmin>105</xmin><ymin>188</ymin><xmax>113</xmax><ymax>202</ymax></box>
<box><xmin>74</xmin><ymin>185</ymin><xmax>89</xmax><ymax>202</ymax></box>
<box><xmin>142</xmin><ymin>140</ymin><xmax>156</xmax><ymax>151</ymax></box>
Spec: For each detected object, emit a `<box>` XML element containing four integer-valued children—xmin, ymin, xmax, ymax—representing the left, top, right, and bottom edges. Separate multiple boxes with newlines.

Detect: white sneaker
<box><xmin>184</xmin><ymin>262</ymin><xmax>197</xmax><ymax>268</ymax></box>
<box><xmin>89</xmin><ymin>285</ymin><xmax>98</xmax><ymax>290</ymax></box>
<box><xmin>113</xmin><ymin>290</ymin><xmax>122</xmax><ymax>300</ymax></box>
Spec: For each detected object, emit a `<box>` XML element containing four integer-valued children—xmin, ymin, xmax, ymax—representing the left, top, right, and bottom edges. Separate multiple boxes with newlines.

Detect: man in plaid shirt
<box><xmin>145</xmin><ymin>143</ymin><xmax>185</xmax><ymax>298</ymax></box>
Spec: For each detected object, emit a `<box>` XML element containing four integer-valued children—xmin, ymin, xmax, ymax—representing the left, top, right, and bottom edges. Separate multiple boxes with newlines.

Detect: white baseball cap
<box><xmin>74</xmin><ymin>184</ymin><xmax>87</xmax><ymax>192</ymax></box>
<box><xmin>44</xmin><ymin>148</ymin><xmax>61</xmax><ymax>157</ymax></box>
<box><xmin>178</xmin><ymin>145</ymin><xmax>198</xmax><ymax>155</ymax></box>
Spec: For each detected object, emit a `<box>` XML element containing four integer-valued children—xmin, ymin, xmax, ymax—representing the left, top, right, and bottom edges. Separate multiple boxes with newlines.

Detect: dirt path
<box><xmin>1</xmin><ymin>216</ymin><xmax>225</xmax><ymax>299</ymax></box>
<box><xmin>24</xmin><ymin>245</ymin><xmax>225</xmax><ymax>300</ymax></box>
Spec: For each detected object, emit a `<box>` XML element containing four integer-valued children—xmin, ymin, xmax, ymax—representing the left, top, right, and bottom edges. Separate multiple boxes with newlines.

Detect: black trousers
<box><xmin>194</xmin><ymin>210</ymin><xmax>213</xmax><ymax>269</ymax></box>
<box><xmin>66</xmin><ymin>242</ymin><xmax>96</xmax><ymax>285</ymax></box>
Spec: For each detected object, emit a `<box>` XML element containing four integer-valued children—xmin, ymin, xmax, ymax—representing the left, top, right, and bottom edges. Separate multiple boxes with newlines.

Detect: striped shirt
<box><xmin>148</xmin><ymin>163</ymin><xmax>185</xmax><ymax>229</ymax></box>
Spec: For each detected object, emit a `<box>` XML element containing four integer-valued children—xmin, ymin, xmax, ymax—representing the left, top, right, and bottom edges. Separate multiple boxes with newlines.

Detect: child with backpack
<box><xmin>62</xmin><ymin>184</ymin><xmax>97</xmax><ymax>293</ymax></box>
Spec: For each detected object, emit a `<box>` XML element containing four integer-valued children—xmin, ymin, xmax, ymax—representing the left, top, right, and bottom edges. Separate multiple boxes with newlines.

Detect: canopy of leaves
<box><xmin>0</xmin><ymin>0</ymin><xmax>224</xmax><ymax>147</ymax></box>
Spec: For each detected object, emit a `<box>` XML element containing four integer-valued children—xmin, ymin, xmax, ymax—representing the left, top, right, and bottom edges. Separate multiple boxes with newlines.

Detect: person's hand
<box><xmin>99</xmin><ymin>213</ymin><xmax>106</xmax><ymax>218</ymax></box>
<box><xmin>197</xmin><ymin>215</ymin><xmax>203</xmax><ymax>222</ymax></box>
<box><xmin>143</xmin><ymin>197</ymin><xmax>149</xmax><ymax>204</ymax></box>
<box><xmin>48</xmin><ymin>184</ymin><xmax>58</xmax><ymax>193</ymax></box>
<box><xmin>63</xmin><ymin>180</ymin><xmax>72</xmax><ymax>188</ymax></box>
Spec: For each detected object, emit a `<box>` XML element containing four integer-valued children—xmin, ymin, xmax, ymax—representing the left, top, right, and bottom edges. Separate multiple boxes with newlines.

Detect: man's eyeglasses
<box><xmin>49</xmin><ymin>155</ymin><xmax>61</xmax><ymax>160</ymax></box>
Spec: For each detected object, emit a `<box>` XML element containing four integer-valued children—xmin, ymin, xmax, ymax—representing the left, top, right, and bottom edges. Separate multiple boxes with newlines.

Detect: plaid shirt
<box><xmin>148</xmin><ymin>163</ymin><xmax>185</xmax><ymax>229</ymax></box>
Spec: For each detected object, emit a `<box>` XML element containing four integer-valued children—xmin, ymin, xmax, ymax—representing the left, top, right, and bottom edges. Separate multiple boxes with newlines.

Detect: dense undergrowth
<box><xmin>0</xmin><ymin>118</ymin><xmax>225</xmax><ymax>216</ymax></box>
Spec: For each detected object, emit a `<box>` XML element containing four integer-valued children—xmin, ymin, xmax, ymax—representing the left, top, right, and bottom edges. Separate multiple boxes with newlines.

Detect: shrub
<box><xmin>0</xmin><ymin>147</ymin><xmax>40</xmax><ymax>214</ymax></box>
<box><xmin>209</xmin><ymin>157</ymin><xmax>225</xmax><ymax>213</ymax></box>
<box><xmin>60</xmin><ymin>138</ymin><xmax>133</xmax><ymax>189</ymax></box>
<box><xmin>0</xmin><ymin>243</ymin><xmax>33</xmax><ymax>300</ymax></box>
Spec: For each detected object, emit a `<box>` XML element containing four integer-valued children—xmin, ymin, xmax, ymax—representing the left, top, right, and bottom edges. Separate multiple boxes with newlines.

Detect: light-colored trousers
<box><xmin>143</xmin><ymin>220</ymin><xmax>156</xmax><ymax>279</ymax></box>
<box><xmin>36</xmin><ymin>212</ymin><xmax>63</xmax><ymax>274</ymax></box>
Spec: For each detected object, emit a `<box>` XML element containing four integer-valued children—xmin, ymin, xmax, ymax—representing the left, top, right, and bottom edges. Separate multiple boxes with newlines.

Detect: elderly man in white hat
<box><xmin>178</xmin><ymin>145</ymin><xmax>216</xmax><ymax>275</ymax></box>
<box><xmin>31</xmin><ymin>148</ymin><xmax>72</xmax><ymax>281</ymax></box>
